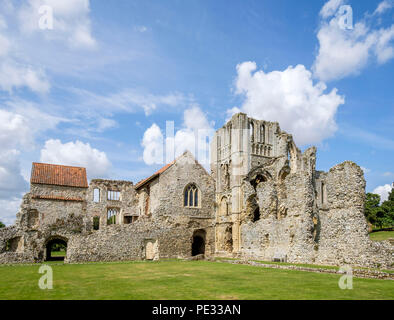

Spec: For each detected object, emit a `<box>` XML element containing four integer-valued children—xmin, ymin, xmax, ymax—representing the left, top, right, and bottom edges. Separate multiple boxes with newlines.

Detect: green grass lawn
<box><xmin>369</xmin><ymin>231</ymin><xmax>394</xmax><ymax>241</ymax></box>
<box><xmin>50</xmin><ymin>250</ymin><xmax>66</xmax><ymax>257</ymax></box>
<box><xmin>0</xmin><ymin>260</ymin><xmax>393</xmax><ymax>300</ymax></box>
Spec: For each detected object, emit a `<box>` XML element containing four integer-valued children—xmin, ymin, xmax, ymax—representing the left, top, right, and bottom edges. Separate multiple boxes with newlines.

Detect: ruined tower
<box><xmin>211</xmin><ymin>113</ymin><xmax>317</xmax><ymax>258</ymax></box>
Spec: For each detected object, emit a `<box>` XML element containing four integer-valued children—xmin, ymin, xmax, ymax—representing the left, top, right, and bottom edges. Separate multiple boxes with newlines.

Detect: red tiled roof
<box><xmin>31</xmin><ymin>195</ymin><xmax>85</xmax><ymax>202</ymax></box>
<box><xmin>31</xmin><ymin>163</ymin><xmax>88</xmax><ymax>188</ymax></box>
<box><xmin>135</xmin><ymin>160</ymin><xmax>175</xmax><ymax>189</ymax></box>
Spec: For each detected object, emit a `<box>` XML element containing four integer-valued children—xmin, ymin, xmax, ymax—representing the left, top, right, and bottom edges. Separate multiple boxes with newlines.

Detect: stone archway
<box><xmin>45</xmin><ymin>237</ymin><xmax>68</xmax><ymax>261</ymax></box>
<box><xmin>192</xmin><ymin>229</ymin><xmax>206</xmax><ymax>256</ymax></box>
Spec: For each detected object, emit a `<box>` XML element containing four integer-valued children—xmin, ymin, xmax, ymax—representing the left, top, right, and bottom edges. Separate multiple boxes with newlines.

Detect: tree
<box><xmin>364</xmin><ymin>193</ymin><xmax>380</xmax><ymax>226</ymax></box>
<box><xmin>381</xmin><ymin>186</ymin><xmax>394</xmax><ymax>227</ymax></box>
<box><xmin>388</xmin><ymin>185</ymin><xmax>394</xmax><ymax>202</ymax></box>
<box><xmin>0</xmin><ymin>221</ymin><xmax>5</xmax><ymax>228</ymax></box>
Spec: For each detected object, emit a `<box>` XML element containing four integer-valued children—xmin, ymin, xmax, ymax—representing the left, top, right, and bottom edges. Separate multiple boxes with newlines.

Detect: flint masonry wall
<box><xmin>315</xmin><ymin>162</ymin><xmax>393</xmax><ymax>268</ymax></box>
<box><xmin>67</xmin><ymin>217</ymin><xmax>215</xmax><ymax>262</ymax></box>
<box><xmin>150</xmin><ymin>153</ymin><xmax>215</xmax><ymax>220</ymax></box>
<box><xmin>0</xmin><ymin>184</ymin><xmax>91</xmax><ymax>263</ymax></box>
<box><xmin>27</xmin><ymin>184</ymin><xmax>88</xmax><ymax>228</ymax></box>
<box><xmin>240</xmin><ymin>169</ymin><xmax>315</xmax><ymax>263</ymax></box>
<box><xmin>67</xmin><ymin>152</ymin><xmax>216</xmax><ymax>263</ymax></box>
<box><xmin>87</xmin><ymin>179</ymin><xmax>136</xmax><ymax>228</ymax></box>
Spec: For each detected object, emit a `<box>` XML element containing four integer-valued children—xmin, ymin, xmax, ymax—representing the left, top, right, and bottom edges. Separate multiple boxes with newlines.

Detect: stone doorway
<box><xmin>144</xmin><ymin>239</ymin><xmax>158</xmax><ymax>260</ymax></box>
<box><xmin>45</xmin><ymin>237</ymin><xmax>67</xmax><ymax>261</ymax></box>
<box><xmin>192</xmin><ymin>229</ymin><xmax>206</xmax><ymax>256</ymax></box>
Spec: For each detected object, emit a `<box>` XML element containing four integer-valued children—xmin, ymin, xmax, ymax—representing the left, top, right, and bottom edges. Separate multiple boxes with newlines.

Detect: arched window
<box><xmin>261</xmin><ymin>125</ymin><xmax>265</xmax><ymax>143</ymax></box>
<box><xmin>184</xmin><ymin>184</ymin><xmax>199</xmax><ymax>207</ymax></box>
<box><xmin>220</xmin><ymin>197</ymin><xmax>227</xmax><ymax>216</ymax></box>
<box><xmin>250</xmin><ymin>122</ymin><xmax>254</xmax><ymax>141</ymax></box>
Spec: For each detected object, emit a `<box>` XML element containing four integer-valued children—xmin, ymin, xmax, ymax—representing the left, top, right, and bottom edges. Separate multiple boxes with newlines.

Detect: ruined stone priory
<box><xmin>0</xmin><ymin>113</ymin><xmax>392</xmax><ymax>269</ymax></box>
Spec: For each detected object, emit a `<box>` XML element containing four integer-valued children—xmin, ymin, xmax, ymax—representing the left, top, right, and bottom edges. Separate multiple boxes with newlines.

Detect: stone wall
<box><xmin>315</xmin><ymin>162</ymin><xmax>393</xmax><ymax>268</ymax></box>
<box><xmin>0</xmin><ymin>114</ymin><xmax>392</xmax><ymax>270</ymax></box>
<box><xmin>87</xmin><ymin>179</ymin><xmax>136</xmax><ymax>228</ymax></box>
<box><xmin>240</xmin><ymin>169</ymin><xmax>315</xmax><ymax>264</ymax></box>
<box><xmin>67</xmin><ymin>217</ymin><xmax>215</xmax><ymax>262</ymax></box>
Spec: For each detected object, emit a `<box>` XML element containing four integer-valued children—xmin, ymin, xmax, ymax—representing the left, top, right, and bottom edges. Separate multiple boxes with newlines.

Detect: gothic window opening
<box><xmin>107</xmin><ymin>208</ymin><xmax>118</xmax><ymax>225</ymax></box>
<box><xmin>250</xmin><ymin>122</ymin><xmax>254</xmax><ymax>142</ymax></box>
<box><xmin>261</xmin><ymin>125</ymin><xmax>265</xmax><ymax>143</ymax></box>
<box><xmin>220</xmin><ymin>197</ymin><xmax>228</xmax><ymax>216</ymax></box>
<box><xmin>107</xmin><ymin>190</ymin><xmax>120</xmax><ymax>201</ymax></box>
<box><xmin>93</xmin><ymin>188</ymin><xmax>100</xmax><ymax>202</ymax></box>
<box><xmin>184</xmin><ymin>184</ymin><xmax>199</xmax><ymax>208</ymax></box>
<box><xmin>93</xmin><ymin>216</ymin><xmax>100</xmax><ymax>230</ymax></box>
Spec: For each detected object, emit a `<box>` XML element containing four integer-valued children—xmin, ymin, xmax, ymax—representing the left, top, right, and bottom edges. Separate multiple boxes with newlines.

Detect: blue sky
<box><xmin>0</xmin><ymin>0</ymin><xmax>393</xmax><ymax>224</ymax></box>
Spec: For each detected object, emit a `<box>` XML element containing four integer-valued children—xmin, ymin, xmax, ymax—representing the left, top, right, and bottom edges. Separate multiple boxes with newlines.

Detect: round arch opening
<box><xmin>45</xmin><ymin>237</ymin><xmax>68</xmax><ymax>261</ymax></box>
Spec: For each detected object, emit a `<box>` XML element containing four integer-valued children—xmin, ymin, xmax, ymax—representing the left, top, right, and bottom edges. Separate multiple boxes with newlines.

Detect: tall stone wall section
<box><xmin>315</xmin><ymin>162</ymin><xmax>393</xmax><ymax>268</ymax></box>
<box><xmin>239</xmin><ymin>164</ymin><xmax>315</xmax><ymax>263</ymax></box>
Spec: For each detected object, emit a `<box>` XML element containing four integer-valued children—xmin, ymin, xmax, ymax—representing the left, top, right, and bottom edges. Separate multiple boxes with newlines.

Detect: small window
<box><xmin>108</xmin><ymin>190</ymin><xmax>120</xmax><ymax>201</ymax></box>
<box><xmin>321</xmin><ymin>182</ymin><xmax>326</xmax><ymax>205</ymax></box>
<box><xmin>184</xmin><ymin>184</ymin><xmax>199</xmax><ymax>208</ymax></box>
<box><xmin>253</xmin><ymin>207</ymin><xmax>260</xmax><ymax>222</ymax></box>
<box><xmin>93</xmin><ymin>216</ymin><xmax>100</xmax><ymax>230</ymax></box>
<box><xmin>124</xmin><ymin>216</ymin><xmax>133</xmax><ymax>224</ymax></box>
<box><xmin>107</xmin><ymin>208</ymin><xmax>118</xmax><ymax>225</ymax></box>
<box><xmin>93</xmin><ymin>188</ymin><xmax>100</xmax><ymax>202</ymax></box>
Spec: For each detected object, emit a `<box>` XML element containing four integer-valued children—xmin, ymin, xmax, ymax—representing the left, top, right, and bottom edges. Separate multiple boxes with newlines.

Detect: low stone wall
<box><xmin>67</xmin><ymin>217</ymin><xmax>214</xmax><ymax>263</ymax></box>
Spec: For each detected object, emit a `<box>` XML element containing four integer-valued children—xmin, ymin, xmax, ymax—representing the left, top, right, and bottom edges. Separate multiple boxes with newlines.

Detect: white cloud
<box><xmin>1</xmin><ymin>99</ymin><xmax>65</xmax><ymax>147</ymax></box>
<box><xmin>0</xmin><ymin>103</ymin><xmax>65</xmax><ymax>225</ymax></box>
<box><xmin>313</xmin><ymin>0</ymin><xmax>394</xmax><ymax>82</ymax></box>
<box><xmin>0</xmin><ymin>0</ymin><xmax>99</xmax><ymax>94</ymax></box>
<box><xmin>0</xmin><ymin>33</ymin><xmax>10</xmax><ymax>56</ymax></box>
<box><xmin>0</xmin><ymin>108</ymin><xmax>31</xmax><ymax>149</ymax></box>
<box><xmin>40</xmin><ymin>139</ymin><xmax>112</xmax><ymax>178</ymax></box>
<box><xmin>70</xmin><ymin>87</ymin><xmax>188</xmax><ymax>116</ymax></box>
<box><xmin>0</xmin><ymin>150</ymin><xmax>29</xmax><ymax>200</ymax></box>
<box><xmin>142</xmin><ymin>124</ymin><xmax>164</xmax><ymax>165</ymax></box>
<box><xmin>383</xmin><ymin>171</ymin><xmax>393</xmax><ymax>177</ymax></box>
<box><xmin>374</xmin><ymin>25</ymin><xmax>394</xmax><ymax>64</ymax></box>
<box><xmin>18</xmin><ymin>0</ymin><xmax>96</xmax><ymax>49</ymax></box>
<box><xmin>320</xmin><ymin>0</ymin><xmax>345</xmax><ymax>19</ymax></box>
<box><xmin>374</xmin><ymin>0</ymin><xmax>394</xmax><ymax>15</ymax></box>
<box><xmin>0</xmin><ymin>8</ymin><xmax>51</xmax><ymax>94</ymax></box>
<box><xmin>0</xmin><ymin>198</ymin><xmax>24</xmax><ymax>226</ymax></box>
<box><xmin>0</xmin><ymin>59</ymin><xmax>50</xmax><ymax>94</ymax></box>
<box><xmin>373</xmin><ymin>184</ymin><xmax>393</xmax><ymax>203</ymax></box>
<box><xmin>230</xmin><ymin>61</ymin><xmax>344</xmax><ymax>145</ymax></box>
<box><xmin>142</xmin><ymin>106</ymin><xmax>214</xmax><ymax>167</ymax></box>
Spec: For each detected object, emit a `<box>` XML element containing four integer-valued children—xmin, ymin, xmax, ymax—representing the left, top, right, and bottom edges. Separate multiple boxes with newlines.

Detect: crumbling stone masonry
<box><xmin>0</xmin><ymin>113</ymin><xmax>392</xmax><ymax>269</ymax></box>
<box><xmin>211</xmin><ymin>113</ymin><xmax>393</xmax><ymax>269</ymax></box>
